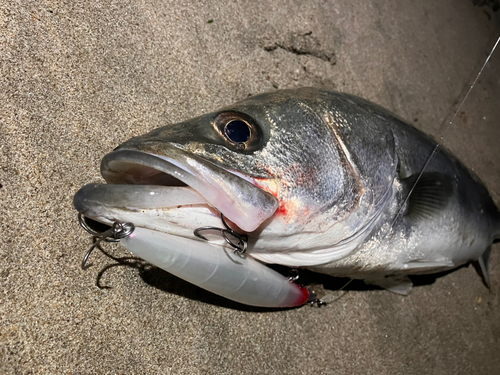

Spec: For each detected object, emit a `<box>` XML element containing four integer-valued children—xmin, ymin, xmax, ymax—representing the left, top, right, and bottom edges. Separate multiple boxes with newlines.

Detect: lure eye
<box><xmin>224</xmin><ymin>120</ymin><xmax>251</xmax><ymax>144</ymax></box>
<box><xmin>214</xmin><ymin>112</ymin><xmax>263</xmax><ymax>152</ymax></box>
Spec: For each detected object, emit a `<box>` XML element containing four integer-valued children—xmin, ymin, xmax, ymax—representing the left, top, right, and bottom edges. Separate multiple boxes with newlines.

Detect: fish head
<box><xmin>74</xmin><ymin>88</ymin><xmax>364</xmax><ymax>245</ymax></box>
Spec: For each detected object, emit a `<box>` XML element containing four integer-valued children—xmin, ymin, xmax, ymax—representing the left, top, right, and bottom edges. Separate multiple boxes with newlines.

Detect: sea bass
<box><xmin>73</xmin><ymin>88</ymin><xmax>500</xmax><ymax>306</ymax></box>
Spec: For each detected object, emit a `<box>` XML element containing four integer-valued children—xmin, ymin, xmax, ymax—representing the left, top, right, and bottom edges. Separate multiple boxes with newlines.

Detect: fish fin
<box><xmin>473</xmin><ymin>246</ymin><xmax>492</xmax><ymax>289</ymax></box>
<box><xmin>403</xmin><ymin>172</ymin><xmax>454</xmax><ymax>221</ymax></box>
<box><xmin>365</xmin><ymin>276</ymin><xmax>413</xmax><ymax>295</ymax></box>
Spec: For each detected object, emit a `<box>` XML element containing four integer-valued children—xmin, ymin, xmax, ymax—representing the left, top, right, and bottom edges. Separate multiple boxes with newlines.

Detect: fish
<box><xmin>73</xmin><ymin>87</ymin><xmax>500</xmax><ymax>306</ymax></box>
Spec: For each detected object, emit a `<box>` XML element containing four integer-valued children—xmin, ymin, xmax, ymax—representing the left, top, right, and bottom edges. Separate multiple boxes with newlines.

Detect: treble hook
<box><xmin>78</xmin><ymin>213</ymin><xmax>135</xmax><ymax>269</ymax></box>
<box><xmin>194</xmin><ymin>213</ymin><xmax>248</xmax><ymax>255</ymax></box>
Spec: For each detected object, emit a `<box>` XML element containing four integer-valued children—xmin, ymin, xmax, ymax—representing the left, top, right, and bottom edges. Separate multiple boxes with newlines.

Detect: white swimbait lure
<box><xmin>77</xmin><ymin>214</ymin><xmax>310</xmax><ymax>308</ymax></box>
<box><xmin>121</xmin><ymin>227</ymin><xmax>310</xmax><ymax>307</ymax></box>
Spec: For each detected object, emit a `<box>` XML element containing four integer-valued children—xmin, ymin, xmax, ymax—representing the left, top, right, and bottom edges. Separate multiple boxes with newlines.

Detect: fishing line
<box><xmin>390</xmin><ymin>35</ymin><xmax>500</xmax><ymax>230</ymax></box>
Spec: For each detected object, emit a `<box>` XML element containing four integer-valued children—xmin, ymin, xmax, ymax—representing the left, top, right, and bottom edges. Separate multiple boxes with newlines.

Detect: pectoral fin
<box><xmin>365</xmin><ymin>276</ymin><xmax>413</xmax><ymax>295</ymax></box>
<box><xmin>403</xmin><ymin>172</ymin><xmax>454</xmax><ymax>221</ymax></box>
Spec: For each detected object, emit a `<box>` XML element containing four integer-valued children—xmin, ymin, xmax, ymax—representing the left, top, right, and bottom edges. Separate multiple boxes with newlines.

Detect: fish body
<box><xmin>74</xmin><ymin>88</ymin><xmax>500</xmax><ymax>303</ymax></box>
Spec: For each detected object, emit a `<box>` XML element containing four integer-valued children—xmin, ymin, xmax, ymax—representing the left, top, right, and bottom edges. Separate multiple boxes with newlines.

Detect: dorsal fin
<box><xmin>403</xmin><ymin>172</ymin><xmax>454</xmax><ymax>221</ymax></box>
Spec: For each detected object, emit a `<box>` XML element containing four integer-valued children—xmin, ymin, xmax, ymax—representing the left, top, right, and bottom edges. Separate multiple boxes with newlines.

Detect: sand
<box><xmin>1</xmin><ymin>0</ymin><xmax>499</xmax><ymax>373</ymax></box>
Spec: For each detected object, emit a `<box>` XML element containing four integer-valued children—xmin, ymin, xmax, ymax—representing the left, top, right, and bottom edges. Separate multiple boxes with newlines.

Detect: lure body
<box><xmin>121</xmin><ymin>227</ymin><xmax>310</xmax><ymax>307</ymax></box>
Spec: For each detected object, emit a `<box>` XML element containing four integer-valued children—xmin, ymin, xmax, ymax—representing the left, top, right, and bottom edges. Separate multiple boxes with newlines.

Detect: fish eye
<box><xmin>224</xmin><ymin>120</ymin><xmax>251</xmax><ymax>144</ymax></box>
<box><xmin>214</xmin><ymin>111</ymin><xmax>263</xmax><ymax>152</ymax></box>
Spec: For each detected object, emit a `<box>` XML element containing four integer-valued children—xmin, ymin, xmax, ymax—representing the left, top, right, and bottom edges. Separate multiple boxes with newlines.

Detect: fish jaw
<box><xmin>74</xmin><ymin>147</ymin><xmax>278</xmax><ymax>233</ymax></box>
<box><xmin>72</xmin><ymin>182</ymin><xmax>218</xmax><ymax>239</ymax></box>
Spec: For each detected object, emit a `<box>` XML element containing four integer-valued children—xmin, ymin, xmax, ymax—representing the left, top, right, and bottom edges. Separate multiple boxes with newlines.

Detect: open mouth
<box><xmin>73</xmin><ymin>146</ymin><xmax>313</xmax><ymax>308</ymax></box>
<box><xmin>73</xmin><ymin>146</ymin><xmax>279</xmax><ymax>235</ymax></box>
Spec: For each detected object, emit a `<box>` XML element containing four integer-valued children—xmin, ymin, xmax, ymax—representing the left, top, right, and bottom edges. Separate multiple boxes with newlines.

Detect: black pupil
<box><xmin>225</xmin><ymin>120</ymin><xmax>251</xmax><ymax>143</ymax></box>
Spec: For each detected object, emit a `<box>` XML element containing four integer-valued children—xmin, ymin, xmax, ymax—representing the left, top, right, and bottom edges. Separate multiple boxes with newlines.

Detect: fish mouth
<box><xmin>73</xmin><ymin>146</ymin><xmax>279</xmax><ymax>235</ymax></box>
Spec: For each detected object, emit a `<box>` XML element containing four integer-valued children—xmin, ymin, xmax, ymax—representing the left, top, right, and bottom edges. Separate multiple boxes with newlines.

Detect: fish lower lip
<box><xmin>73</xmin><ymin>183</ymin><xmax>208</xmax><ymax>216</ymax></box>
